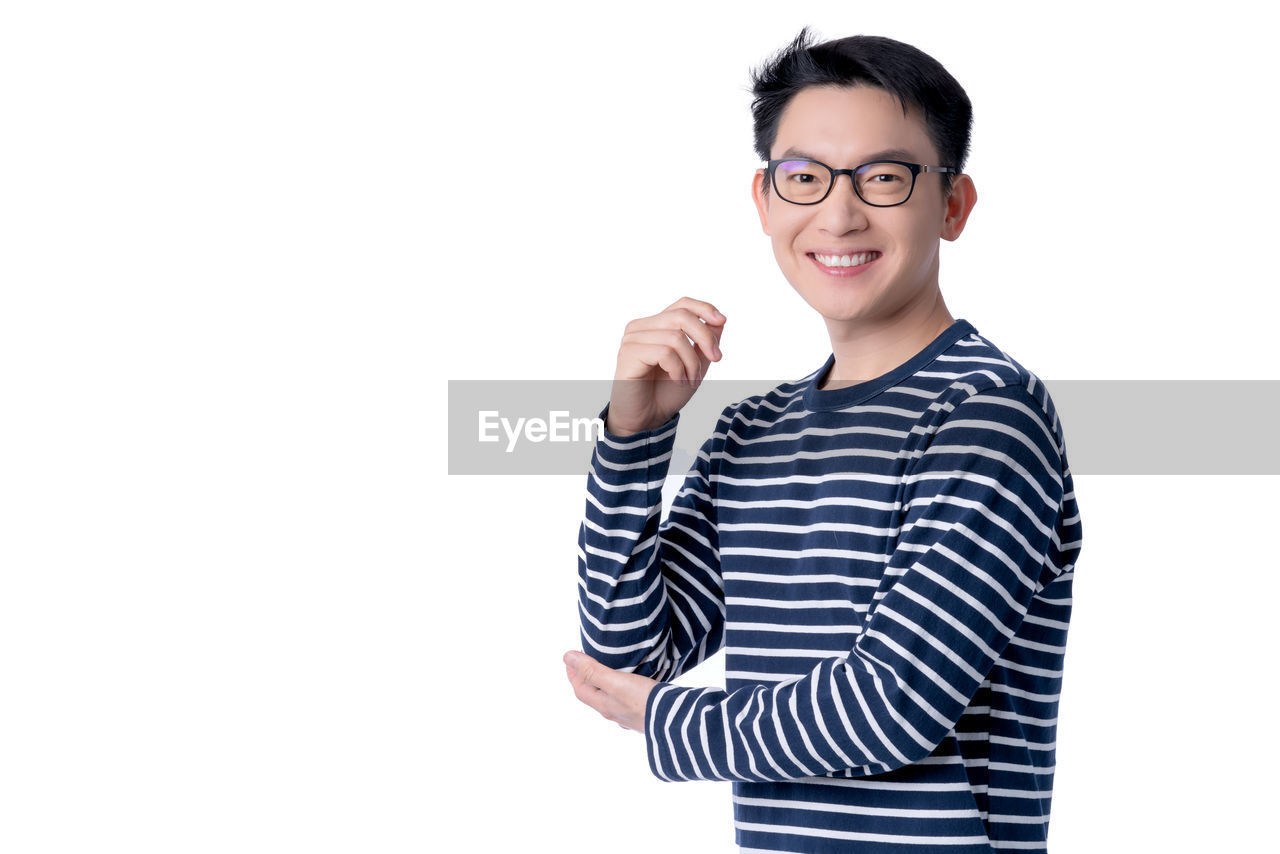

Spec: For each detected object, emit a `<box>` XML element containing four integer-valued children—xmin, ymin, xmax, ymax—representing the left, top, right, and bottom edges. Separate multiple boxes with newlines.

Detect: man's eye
<box><xmin>869</xmin><ymin>173</ymin><xmax>902</xmax><ymax>183</ymax></box>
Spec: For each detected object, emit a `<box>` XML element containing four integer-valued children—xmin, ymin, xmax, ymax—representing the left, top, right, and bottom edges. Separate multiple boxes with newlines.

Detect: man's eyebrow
<box><xmin>777</xmin><ymin>146</ymin><xmax>920</xmax><ymax>163</ymax></box>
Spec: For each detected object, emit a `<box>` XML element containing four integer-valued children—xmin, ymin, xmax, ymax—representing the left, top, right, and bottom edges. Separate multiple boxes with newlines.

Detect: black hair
<box><xmin>750</xmin><ymin>27</ymin><xmax>973</xmax><ymax>198</ymax></box>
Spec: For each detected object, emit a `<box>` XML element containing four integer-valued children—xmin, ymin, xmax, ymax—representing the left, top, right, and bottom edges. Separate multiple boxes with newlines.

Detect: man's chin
<box><xmin>789</xmin><ymin>286</ymin><xmax>875</xmax><ymax>323</ymax></box>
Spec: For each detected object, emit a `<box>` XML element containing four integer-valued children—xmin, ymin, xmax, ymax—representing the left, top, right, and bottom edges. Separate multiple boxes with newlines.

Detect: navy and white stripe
<box><xmin>577</xmin><ymin>319</ymin><xmax>1083</xmax><ymax>852</ymax></box>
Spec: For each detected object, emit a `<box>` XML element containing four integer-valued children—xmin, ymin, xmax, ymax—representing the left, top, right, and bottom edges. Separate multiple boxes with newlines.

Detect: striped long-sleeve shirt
<box><xmin>577</xmin><ymin>318</ymin><xmax>1083</xmax><ymax>852</ymax></box>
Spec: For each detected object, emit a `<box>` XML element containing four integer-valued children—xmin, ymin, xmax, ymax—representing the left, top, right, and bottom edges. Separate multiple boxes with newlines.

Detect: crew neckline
<box><xmin>803</xmin><ymin>318</ymin><xmax>977</xmax><ymax>411</ymax></box>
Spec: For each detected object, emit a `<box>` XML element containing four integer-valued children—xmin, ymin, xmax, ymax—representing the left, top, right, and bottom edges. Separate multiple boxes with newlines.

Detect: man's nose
<box><xmin>817</xmin><ymin>173</ymin><xmax>869</xmax><ymax>226</ymax></box>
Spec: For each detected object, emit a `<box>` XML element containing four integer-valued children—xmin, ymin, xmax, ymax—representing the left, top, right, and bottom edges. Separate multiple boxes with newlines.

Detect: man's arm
<box><xmin>631</xmin><ymin>383</ymin><xmax>1081</xmax><ymax>781</ymax></box>
<box><xmin>577</xmin><ymin>400</ymin><xmax>731</xmax><ymax>682</ymax></box>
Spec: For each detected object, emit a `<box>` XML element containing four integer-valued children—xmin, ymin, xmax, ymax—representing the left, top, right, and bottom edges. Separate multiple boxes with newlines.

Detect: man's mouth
<box><xmin>810</xmin><ymin>251</ymin><xmax>881</xmax><ymax>269</ymax></box>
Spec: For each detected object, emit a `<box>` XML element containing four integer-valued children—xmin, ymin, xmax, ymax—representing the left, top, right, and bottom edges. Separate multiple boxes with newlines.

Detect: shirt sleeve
<box><xmin>643</xmin><ymin>383</ymin><xmax>1079</xmax><ymax>782</ymax></box>
<box><xmin>576</xmin><ymin>401</ymin><xmax>730</xmax><ymax>681</ymax></box>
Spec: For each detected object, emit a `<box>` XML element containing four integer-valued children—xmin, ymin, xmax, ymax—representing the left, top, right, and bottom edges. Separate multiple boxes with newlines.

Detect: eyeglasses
<box><xmin>765</xmin><ymin>158</ymin><xmax>958</xmax><ymax>207</ymax></box>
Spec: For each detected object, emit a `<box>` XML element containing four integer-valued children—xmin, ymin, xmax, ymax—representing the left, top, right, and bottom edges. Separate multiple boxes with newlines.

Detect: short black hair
<box><xmin>750</xmin><ymin>28</ymin><xmax>973</xmax><ymax>198</ymax></box>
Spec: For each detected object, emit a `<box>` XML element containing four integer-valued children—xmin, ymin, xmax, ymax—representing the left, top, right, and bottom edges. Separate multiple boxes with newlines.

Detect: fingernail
<box><xmin>564</xmin><ymin>651</ymin><xmax>578</xmax><ymax>668</ymax></box>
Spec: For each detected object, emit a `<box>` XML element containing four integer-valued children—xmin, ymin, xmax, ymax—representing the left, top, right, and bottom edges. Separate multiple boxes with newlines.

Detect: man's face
<box><xmin>752</xmin><ymin>85</ymin><xmax>970</xmax><ymax>330</ymax></box>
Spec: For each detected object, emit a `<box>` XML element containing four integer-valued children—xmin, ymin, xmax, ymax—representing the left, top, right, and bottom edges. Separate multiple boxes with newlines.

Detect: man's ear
<box><xmin>940</xmin><ymin>173</ymin><xmax>977</xmax><ymax>242</ymax></box>
<box><xmin>751</xmin><ymin>169</ymin><xmax>771</xmax><ymax>237</ymax></box>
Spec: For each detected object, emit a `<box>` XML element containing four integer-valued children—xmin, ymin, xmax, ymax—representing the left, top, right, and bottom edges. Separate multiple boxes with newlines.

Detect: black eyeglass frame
<box><xmin>765</xmin><ymin>158</ymin><xmax>959</xmax><ymax>207</ymax></box>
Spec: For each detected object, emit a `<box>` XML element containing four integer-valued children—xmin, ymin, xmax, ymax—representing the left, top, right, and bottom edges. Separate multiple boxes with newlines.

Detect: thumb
<box><xmin>563</xmin><ymin>650</ymin><xmax>587</xmax><ymax>682</ymax></box>
<box><xmin>564</xmin><ymin>650</ymin><xmax>603</xmax><ymax>689</ymax></box>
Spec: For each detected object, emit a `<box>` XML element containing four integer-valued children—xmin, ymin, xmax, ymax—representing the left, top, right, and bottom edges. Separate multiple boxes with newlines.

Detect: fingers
<box><xmin>622</xmin><ymin>303</ymin><xmax>725</xmax><ymax>386</ymax></box>
<box><xmin>564</xmin><ymin>651</ymin><xmax>653</xmax><ymax>734</ymax></box>
<box><xmin>661</xmin><ymin>296</ymin><xmax>727</xmax><ymax>332</ymax></box>
<box><xmin>623</xmin><ymin>338</ymin><xmax>701</xmax><ymax>388</ymax></box>
<box><xmin>642</xmin><ymin>303</ymin><xmax>726</xmax><ymax>360</ymax></box>
<box><xmin>564</xmin><ymin>651</ymin><xmax>634</xmax><ymax>729</ymax></box>
<box><xmin>565</xmin><ymin>651</ymin><xmax>615</xmax><ymax>721</ymax></box>
<box><xmin>565</xmin><ymin>650</ymin><xmax>612</xmax><ymax>695</ymax></box>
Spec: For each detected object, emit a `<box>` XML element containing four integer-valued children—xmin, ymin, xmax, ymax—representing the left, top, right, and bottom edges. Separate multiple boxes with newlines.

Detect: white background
<box><xmin>2</xmin><ymin>1</ymin><xmax>1278</xmax><ymax>851</ymax></box>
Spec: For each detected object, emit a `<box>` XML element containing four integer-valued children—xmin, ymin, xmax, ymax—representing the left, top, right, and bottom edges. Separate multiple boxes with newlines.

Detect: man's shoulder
<box><xmin>717</xmin><ymin>362</ymin><xmax>826</xmax><ymax>426</ymax></box>
<box><xmin>931</xmin><ymin>328</ymin><xmax>1064</xmax><ymax>440</ymax></box>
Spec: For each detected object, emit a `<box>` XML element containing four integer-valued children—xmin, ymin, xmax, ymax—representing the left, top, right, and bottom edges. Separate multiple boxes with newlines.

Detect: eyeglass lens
<box><xmin>773</xmin><ymin>160</ymin><xmax>914</xmax><ymax>205</ymax></box>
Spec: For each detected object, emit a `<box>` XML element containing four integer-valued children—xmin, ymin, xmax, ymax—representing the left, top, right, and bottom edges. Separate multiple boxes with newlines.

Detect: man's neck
<box><xmin>819</xmin><ymin>294</ymin><xmax>956</xmax><ymax>391</ymax></box>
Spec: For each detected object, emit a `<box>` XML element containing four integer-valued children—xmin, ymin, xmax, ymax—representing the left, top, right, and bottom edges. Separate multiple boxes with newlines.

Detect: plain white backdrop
<box><xmin>2</xmin><ymin>1</ymin><xmax>1278</xmax><ymax>851</ymax></box>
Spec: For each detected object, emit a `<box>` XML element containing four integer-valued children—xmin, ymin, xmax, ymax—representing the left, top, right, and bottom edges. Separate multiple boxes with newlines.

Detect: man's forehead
<box><xmin>771</xmin><ymin>85</ymin><xmax>935</xmax><ymax>163</ymax></box>
<box><xmin>777</xmin><ymin>145</ymin><xmax>922</xmax><ymax>164</ymax></box>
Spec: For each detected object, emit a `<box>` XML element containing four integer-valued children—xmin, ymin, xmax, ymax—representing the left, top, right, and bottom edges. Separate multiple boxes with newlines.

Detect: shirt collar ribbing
<box><xmin>802</xmin><ymin>318</ymin><xmax>977</xmax><ymax>411</ymax></box>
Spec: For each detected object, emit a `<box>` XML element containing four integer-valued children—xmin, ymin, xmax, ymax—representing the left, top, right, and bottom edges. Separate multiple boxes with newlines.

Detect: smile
<box><xmin>811</xmin><ymin>251</ymin><xmax>881</xmax><ymax>268</ymax></box>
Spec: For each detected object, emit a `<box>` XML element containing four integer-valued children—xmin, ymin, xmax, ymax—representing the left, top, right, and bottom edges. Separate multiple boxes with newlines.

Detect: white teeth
<box><xmin>814</xmin><ymin>252</ymin><xmax>879</xmax><ymax>268</ymax></box>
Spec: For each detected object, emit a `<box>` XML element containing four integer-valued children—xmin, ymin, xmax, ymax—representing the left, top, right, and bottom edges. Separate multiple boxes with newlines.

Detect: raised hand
<box><xmin>605</xmin><ymin>296</ymin><xmax>725</xmax><ymax>436</ymax></box>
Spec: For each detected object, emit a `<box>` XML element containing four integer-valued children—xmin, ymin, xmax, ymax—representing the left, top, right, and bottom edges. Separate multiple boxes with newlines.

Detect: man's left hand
<box><xmin>563</xmin><ymin>651</ymin><xmax>659</xmax><ymax>733</ymax></box>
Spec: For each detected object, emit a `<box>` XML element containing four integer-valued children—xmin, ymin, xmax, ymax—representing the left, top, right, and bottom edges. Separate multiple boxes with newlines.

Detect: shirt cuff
<box><xmin>645</xmin><ymin>682</ymin><xmax>729</xmax><ymax>782</ymax></box>
<box><xmin>592</xmin><ymin>402</ymin><xmax>680</xmax><ymax>470</ymax></box>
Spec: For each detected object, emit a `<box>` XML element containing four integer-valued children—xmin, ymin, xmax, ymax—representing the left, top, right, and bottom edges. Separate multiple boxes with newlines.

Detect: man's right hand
<box><xmin>605</xmin><ymin>296</ymin><xmax>726</xmax><ymax>437</ymax></box>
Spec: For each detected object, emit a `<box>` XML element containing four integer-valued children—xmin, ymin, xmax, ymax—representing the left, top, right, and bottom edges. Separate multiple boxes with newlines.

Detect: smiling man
<box><xmin>566</xmin><ymin>29</ymin><xmax>1083</xmax><ymax>853</ymax></box>
<box><xmin>756</xmin><ymin>83</ymin><xmax>967</xmax><ymax>385</ymax></box>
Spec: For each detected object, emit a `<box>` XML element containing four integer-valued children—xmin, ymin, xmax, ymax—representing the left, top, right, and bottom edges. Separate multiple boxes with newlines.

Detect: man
<box><xmin>565</xmin><ymin>28</ymin><xmax>1083</xmax><ymax>852</ymax></box>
